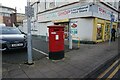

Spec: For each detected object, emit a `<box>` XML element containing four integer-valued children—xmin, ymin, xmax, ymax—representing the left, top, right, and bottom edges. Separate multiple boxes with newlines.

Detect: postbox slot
<box><xmin>54</xmin><ymin>29</ymin><xmax>59</xmax><ymax>31</ymax></box>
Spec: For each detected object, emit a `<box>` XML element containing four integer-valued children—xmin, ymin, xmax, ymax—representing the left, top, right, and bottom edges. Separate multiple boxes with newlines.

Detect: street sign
<box><xmin>109</xmin><ymin>12</ymin><xmax>114</xmax><ymax>45</ymax></box>
<box><xmin>25</xmin><ymin>6</ymin><xmax>34</xmax><ymax>17</ymax></box>
<box><xmin>110</xmin><ymin>13</ymin><xmax>115</xmax><ymax>22</ymax></box>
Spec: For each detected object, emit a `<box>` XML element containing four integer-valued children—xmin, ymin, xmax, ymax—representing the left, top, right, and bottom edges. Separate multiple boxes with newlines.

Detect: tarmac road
<box><xmin>2</xmin><ymin>36</ymin><xmax>48</xmax><ymax>64</ymax></box>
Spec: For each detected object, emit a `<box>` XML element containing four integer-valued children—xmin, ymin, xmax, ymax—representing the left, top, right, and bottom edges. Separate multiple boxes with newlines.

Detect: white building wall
<box><xmin>37</xmin><ymin>18</ymin><xmax>93</xmax><ymax>41</ymax></box>
<box><xmin>23</xmin><ymin>20</ymin><xmax>27</xmax><ymax>34</ymax></box>
<box><xmin>37</xmin><ymin>21</ymin><xmax>53</xmax><ymax>36</ymax></box>
<box><xmin>38</xmin><ymin>2</ymin><xmax>46</xmax><ymax>12</ymax></box>
<box><xmin>55</xmin><ymin>0</ymin><xmax>73</xmax><ymax>7</ymax></box>
<box><xmin>37</xmin><ymin>23</ymin><xmax>47</xmax><ymax>36</ymax></box>
<box><xmin>77</xmin><ymin>18</ymin><xmax>93</xmax><ymax>41</ymax></box>
<box><xmin>33</xmin><ymin>3</ymin><xmax>38</xmax><ymax>20</ymax></box>
<box><xmin>24</xmin><ymin>0</ymin><xmax>119</xmax><ymax>41</ymax></box>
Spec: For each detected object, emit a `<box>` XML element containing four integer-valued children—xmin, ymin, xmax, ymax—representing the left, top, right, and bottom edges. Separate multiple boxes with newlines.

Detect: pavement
<box><xmin>2</xmin><ymin>37</ymin><xmax>118</xmax><ymax>79</ymax></box>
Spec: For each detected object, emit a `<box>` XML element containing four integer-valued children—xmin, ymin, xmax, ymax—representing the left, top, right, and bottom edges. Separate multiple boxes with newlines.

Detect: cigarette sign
<box><xmin>70</xmin><ymin>21</ymin><xmax>78</xmax><ymax>35</ymax></box>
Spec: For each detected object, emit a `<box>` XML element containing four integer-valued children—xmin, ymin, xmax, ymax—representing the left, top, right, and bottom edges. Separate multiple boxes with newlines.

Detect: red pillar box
<box><xmin>47</xmin><ymin>25</ymin><xmax>65</xmax><ymax>60</ymax></box>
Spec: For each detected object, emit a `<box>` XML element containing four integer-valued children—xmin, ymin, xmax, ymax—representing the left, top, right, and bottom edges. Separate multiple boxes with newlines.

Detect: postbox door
<box><xmin>54</xmin><ymin>31</ymin><xmax>64</xmax><ymax>51</ymax></box>
<box><xmin>49</xmin><ymin>28</ymin><xmax>64</xmax><ymax>52</ymax></box>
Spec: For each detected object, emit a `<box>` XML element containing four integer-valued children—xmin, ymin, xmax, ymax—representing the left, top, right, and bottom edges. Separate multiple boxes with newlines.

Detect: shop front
<box><xmin>93</xmin><ymin>18</ymin><xmax>105</xmax><ymax>43</ymax></box>
<box><xmin>94</xmin><ymin>18</ymin><xmax>118</xmax><ymax>43</ymax></box>
<box><xmin>37</xmin><ymin>2</ymin><xmax>119</xmax><ymax>43</ymax></box>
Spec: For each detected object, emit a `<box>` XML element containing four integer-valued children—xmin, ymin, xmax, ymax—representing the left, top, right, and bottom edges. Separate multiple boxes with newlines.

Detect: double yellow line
<box><xmin>97</xmin><ymin>59</ymin><xmax>119</xmax><ymax>79</ymax></box>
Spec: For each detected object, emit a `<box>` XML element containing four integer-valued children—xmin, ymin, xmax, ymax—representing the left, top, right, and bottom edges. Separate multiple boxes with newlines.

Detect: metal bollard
<box><xmin>77</xmin><ymin>37</ymin><xmax>80</xmax><ymax>48</ymax></box>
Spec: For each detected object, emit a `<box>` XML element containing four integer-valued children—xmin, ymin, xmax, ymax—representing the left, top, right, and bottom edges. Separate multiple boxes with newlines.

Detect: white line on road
<box><xmin>33</xmin><ymin>48</ymin><xmax>48</xmax><ymax>56</ymax></box>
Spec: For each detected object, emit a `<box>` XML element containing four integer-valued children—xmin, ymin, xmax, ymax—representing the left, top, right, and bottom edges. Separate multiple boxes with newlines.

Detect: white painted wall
<box><xmin>73</xmin><ymin>18</ymin><xmax>93</xmax><ymax>41</ymax></box>
<box><xmin>46</xmin><ymin>22</ymin><xmax>54</xmax><ymax>36</ymax></box>
<box><xmin>37</xmin><ymin>22</ymin><xmax>54</xmax><ymax>36</ymax></box>
<box><xmin>23</xmin><ymin>20</ymin><xmax>27</xmax><ymax>34</ymax></box>
<box><xmin>23</xmin><ymin>19</ymin><xmax>39</xmax><ymax>35</ymax></box>
<box><xmin>37</xmin><ymin>23</ymin><xmax>47</xmax><ymax>36</ymax></box>
<box><xmin>38</xmin><ymin>2</ymin><xmax>46</xmax><ymax>12</ymax></box>
<box><xmin>37</xmin><ymin>18</ymin><xmax>93</xmax><ymax>41</ymax></box>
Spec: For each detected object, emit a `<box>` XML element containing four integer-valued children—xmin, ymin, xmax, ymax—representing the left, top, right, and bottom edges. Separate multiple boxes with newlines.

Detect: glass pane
<box><xmin>97</xmin><ymin>24</ymin><xmax>103</xmax><ymax>40</ymax></box>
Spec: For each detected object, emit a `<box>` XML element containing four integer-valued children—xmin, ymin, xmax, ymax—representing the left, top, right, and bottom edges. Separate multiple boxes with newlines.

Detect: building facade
<box><xmin>0</xmin><ymin>5</ymin><xmax>16</xmax><ymax>26</ymax></box>
<box><xmin>118</xmin><ymin>1</ymin><xmax>120</xmax><ymax>28</ymax></box>
<box><xmin>23</xmin><ymin>0</ymin><xmax>119</xmax><ymax>43</ymax></box>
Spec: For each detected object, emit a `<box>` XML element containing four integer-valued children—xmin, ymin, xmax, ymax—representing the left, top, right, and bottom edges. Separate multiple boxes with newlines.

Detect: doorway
<box><xmin>104</xmin><ymin>23</ymin><xmax>110</xmax><ymax>41</ymax></box>
<box><xmin>96</xmin><ymin>23</ymin><xmax>104</xmax><ymax>41</ymax></box>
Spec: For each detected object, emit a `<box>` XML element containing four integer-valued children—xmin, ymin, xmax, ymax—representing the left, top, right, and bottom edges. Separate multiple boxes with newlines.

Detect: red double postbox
<box><xmin>47</xmin><ymin>25</ymin><xmax>65</xmax><ymax>60</ymax></box>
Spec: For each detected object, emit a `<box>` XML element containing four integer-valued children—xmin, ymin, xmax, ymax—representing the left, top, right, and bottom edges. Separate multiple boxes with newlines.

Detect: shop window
<box><xmin>97</xmin><ymin>24</ymin><xmax>103</xmax><ymax>40</ymax></box>
<box><xmin>104</xmin><ymin>23</ymin><xmax>110</xmax><ymax>41</ymax></box>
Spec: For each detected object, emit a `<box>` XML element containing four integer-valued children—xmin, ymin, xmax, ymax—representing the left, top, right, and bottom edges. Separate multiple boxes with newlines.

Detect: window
<box><xmin>49</xmin><ymin>2</ymin><xmax>55</xmax><ymax>8</ymax></box>
<box><xmin>97</xmin><ymin>24</ymin><xmax>103</xmax><ymax>40</ymax></box>
<box><xmin>114</xmin><ymin>1</ymin><xmax>117</xmax><ymax>9</ymax></box>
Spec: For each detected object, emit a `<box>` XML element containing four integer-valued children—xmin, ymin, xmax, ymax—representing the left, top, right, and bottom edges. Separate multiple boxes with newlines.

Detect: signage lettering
<box><xmin>58</xmin><ymin>10</ymin><xmax>70</xmax><ymax>16</ymax></box>
<box><xmin>98</xmin><ymin>7</ymin><xmax>112</xmax><ymax>16</ymax></box>
<box><xmin>38</xmin><ymin>5</ymin><xmax>89</xmax><ymax>20</ymax></box>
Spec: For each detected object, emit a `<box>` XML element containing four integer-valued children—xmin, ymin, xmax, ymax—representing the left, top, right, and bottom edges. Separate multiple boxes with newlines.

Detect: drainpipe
<box><xmin>36</xmin><ymin>1</ymin><xmax>40</xmax><ymax>36</ymax></box>
<box><xmin>45</xmin><ymin>0</ymin><xmax>46</xmax><ymax>10</ymax></box>
<box><xmin>118</xmin><ymin>2</ymin><xmax>120</xmax><ymax>36</ymax></box>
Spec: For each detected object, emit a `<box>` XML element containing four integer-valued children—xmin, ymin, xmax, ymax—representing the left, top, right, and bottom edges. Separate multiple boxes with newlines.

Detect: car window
<box><xmin>0</xmin><ymin>28</ymin><xmax>22</xmax><ymax>34</ymax></box>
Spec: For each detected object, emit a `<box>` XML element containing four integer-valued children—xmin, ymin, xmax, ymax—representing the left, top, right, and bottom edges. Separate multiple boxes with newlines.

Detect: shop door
<box><xmin>104</xmin><ymin>23</ymin><xmax>110</xmax><ymax>41</ymax></box>
<box><xmin>96</xmin><ymin>23</ymin><xmax>104</xmax><ymax>41</ymax></box>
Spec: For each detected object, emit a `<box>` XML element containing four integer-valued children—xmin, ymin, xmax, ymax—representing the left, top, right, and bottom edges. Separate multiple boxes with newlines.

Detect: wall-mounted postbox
<box><xmin>47</xmin><ymin>25</ymin><xmax>65</xmax><ymax>60</ymax></box>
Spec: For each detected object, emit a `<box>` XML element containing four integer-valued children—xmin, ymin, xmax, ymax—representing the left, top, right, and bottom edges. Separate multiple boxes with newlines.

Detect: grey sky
<box><xmin>0</xmin><ymin>0</ymin><xmax>27</xmax><ymax>13</ymax></box>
